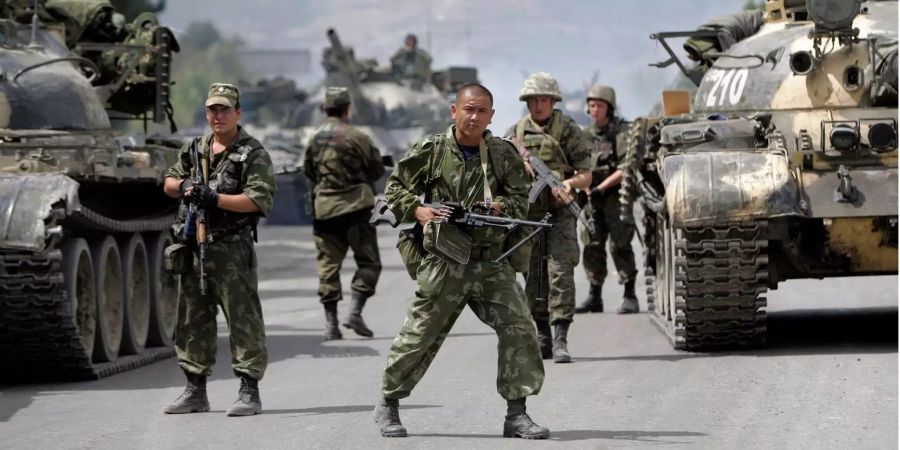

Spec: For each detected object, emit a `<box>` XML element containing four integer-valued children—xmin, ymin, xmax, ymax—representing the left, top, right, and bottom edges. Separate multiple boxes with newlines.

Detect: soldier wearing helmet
<box><xmin>390</xmin><ymin>33</ymin><xmax>433</xmax><ymax>84</ymax></box>
<box><xmin>575</xmin><ymin>85</ymin><xmax>639</xmax><ymax>315</ymax></box>
<box><xmin>304</xmin><ymin>86</ymin><xmax>386</xmax><ymax>340</ymax></box>
<box><xmin>505</xmin><ymin>72</ymin><xmax>592</xmax><ymax>364</ymax></box>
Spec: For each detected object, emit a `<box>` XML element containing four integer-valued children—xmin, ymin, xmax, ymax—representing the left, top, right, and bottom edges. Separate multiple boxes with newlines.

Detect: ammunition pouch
<box><xmin>423</xmin><ymin>220</ymin><xmax>472</xmax><ymax>265</ymax></box>
<box><xmin>163</xmin><ymin>243</ymin><xmax>190</xmax><ymax>274</ymax></box>
<box><xmin>397</xmin><ymin>224</ymin><xmax>427</xmax><ymax>280</ymax></box>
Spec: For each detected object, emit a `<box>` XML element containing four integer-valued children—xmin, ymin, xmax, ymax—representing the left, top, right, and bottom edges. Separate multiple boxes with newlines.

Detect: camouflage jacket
<box><xmin>385</xmin><ymin>126</ymin><xmax>530</xmax><ymax>248</ymax></box>
<box><xmin>583</xmin><ymin>117</ymin><xmax>629</xmax><ymax>189</ymax></box>
<box><xmin>505</xmin><ymin>110</ymin><xmax>592</xmax><ymax>176</ymax></box>
<box><xmin>165</xmin><ymin>125</ymin><xmax>276</xmax><ymax>235</ymax></box>
<box><xmin>303</xmin><ymin>118</ymin><xmax>385</xmax><ymax>220</ymax></box>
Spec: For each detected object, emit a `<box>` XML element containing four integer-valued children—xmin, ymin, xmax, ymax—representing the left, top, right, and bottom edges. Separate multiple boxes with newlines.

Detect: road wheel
<box><xmin>146</xmin><ymin>231</ymin><xmax>178</xmax><ymax>347</ymax></box>
<box><xmin>118</xmin><ymin>233</ymin><xmax>150</xmax><ymax>355</ymax></box>
<box><xmin>62</xmin><ymin>238</ymin><xmax>96</xmax><ymax>359</ymax></box>
<box><xmin>91</xmin><ymin>235</ymin><xmax>124</xmax><ymax>362</ymax></box>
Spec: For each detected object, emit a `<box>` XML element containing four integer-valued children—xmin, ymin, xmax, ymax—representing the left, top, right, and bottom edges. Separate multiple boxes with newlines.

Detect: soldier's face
<box><xmin>206</xmin><ymin>105</ymin><xmax>241</xmax><ymax>134</ymax></box>
<box><xmin>588</xmin><ymin>99</ymin><xmax>609</xmax><ymax>125</ymax></box>
<box><xmin>451</xmin><ymin>93</ymin><xmax>494</xmax><ymax>141</ymax></box>
<box><xmin>526</xmin><ymin>96</ymin><xmax>554</xmax><ymax>122</ymax></box>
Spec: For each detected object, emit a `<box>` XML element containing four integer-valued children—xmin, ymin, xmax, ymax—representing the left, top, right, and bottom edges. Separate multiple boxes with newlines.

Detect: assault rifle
<box><xmin>184</xmin><ymin>139</ymin><xmax>210</xmax><ymax>296</ymax></box>
<box><xmin>527</xmin><ymin>155</ymin><xmax>596</xmax><ymax>234</ymax></box>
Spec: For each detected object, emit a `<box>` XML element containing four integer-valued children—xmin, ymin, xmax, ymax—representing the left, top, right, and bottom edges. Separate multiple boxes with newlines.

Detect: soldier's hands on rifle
<box><xmin>475</xmin><ymin>201</ymin><xmax>504</xmax><ymax>217</ymax></box>
<box><xmin>414</xmin><ymin>204</ymin><xmax>452</xmax><ymax>227</ymax></box>
<box><xmin>552</xmin><ymin>180</ymin><xmax>575</xmax><ymax>205</ymax></box>
<box><xmin>179</xmin><ymin>179</ymin><xmax>194</xmax><ymax>198</ymax></box>
<box><xmin>190</xmin><ymin>185</ymin><xmax>220</xmax><ymax>209</ymax></box>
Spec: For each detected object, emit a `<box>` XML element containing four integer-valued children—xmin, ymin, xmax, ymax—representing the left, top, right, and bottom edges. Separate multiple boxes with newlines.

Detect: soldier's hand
<box><xmin>179</xmin><ymin>179</ymin><xmax>194</xmax><ymax>198</ymax></box>
<box><xmin>476</xmin><ymin>201</ymin><xmax>503</xmax><ymax>216</ymax></box>
<box><xmin>190</xmin><ymin>185</ymin><xmax>220</xmax><ymax>209</ymax></box>
<box><xmin>414</xmin><ymin>205</ymin><xmax>447</xmax><ymax>226</ymax></box>
<box><xmin>552</xmin><ymin>181</ymin><xmax>574</xmax><ymax>205</ymax></box>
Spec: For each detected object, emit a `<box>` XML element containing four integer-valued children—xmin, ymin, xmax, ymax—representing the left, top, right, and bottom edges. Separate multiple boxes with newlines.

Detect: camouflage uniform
<box><xmin>390</xmin><ymin>34</ymin><xmax>432</xmax><ymax>82</ymax></box>
<box><xmin>303</xmin><ymin>90</ymin><xmax>385</xmax><ymax>304</ymax></box>
<box><xmin>506</xmin><ymin>111</ymin><xmax>591</xmax><ymax>325</ymax></box>
<box><xmin>381</xmin><ymin>126</ymin><xmax>544</xmax><ymax>401</ymax></box>
<box><xmin>165</xmin><ymin>122</ymin><xmax>275</xmax><ymax>381</ymax></box>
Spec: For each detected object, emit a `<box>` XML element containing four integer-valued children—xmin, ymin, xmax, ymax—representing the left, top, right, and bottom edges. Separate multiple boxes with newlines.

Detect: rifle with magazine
<box><xmin>526</xmin><ymin>154</ymin><xmax>596</xmax><ymax>234</ymax></box>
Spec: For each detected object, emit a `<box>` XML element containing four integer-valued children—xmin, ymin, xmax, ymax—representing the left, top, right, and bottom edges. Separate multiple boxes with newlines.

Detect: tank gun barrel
<box><xmin>324</xmin><ymin>28</ymin><xmax>379</xmax><ymax>124</ymax></box>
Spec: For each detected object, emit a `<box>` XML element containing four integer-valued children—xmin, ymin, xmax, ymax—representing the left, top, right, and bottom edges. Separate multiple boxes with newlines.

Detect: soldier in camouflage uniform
<box><xmin>505</xmin><ymin>72</ymin><xmax>592</xmax><ymax>364</ymax></box>
<box><xmin>575</xmin><ymin>85</ymin><xmax>639</xmax><ymax>314</ymax></box>
<box><xmin>374</xmin><ymin>84</ymin><xmax>550</xmax><ymax>440</ymax></box>
<box><xmin>161</xmin><ymin>83</ymin><xmax>276</xmax><ymax>417</ymax></box>
<box><xmin>389</xmin><ymin>33</ymin><xmax>432</xmax><ymax>83</ymax></box>
<box><xmin>304</xmin><ymin>87</ymin><xmax>385</xmax><ymax>340</ymax></box>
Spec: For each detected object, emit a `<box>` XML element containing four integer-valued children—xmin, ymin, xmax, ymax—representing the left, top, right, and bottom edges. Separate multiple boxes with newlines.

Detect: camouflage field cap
<box><xmin>206</xmin><ymin>83</ymin><xmax>240</xmax><ymax>108</ymax></box>
<box><xmin>324</xmin><ymin>86</ymin><xmax>351</xmax><ymax>108</ymax></box>
<box><xmin>586</xmin><ymin>84</ymin><xmax>616</xmax><ymax>109</ymax></box>
<box><xmin>519</xmin><ymin>72</ymin><xmax>562</xmax><ymax>101</ymax></box>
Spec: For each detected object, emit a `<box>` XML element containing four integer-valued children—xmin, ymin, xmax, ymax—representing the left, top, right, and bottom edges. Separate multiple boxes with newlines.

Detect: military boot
<box><xmin>616</xmin><ymin>278</ymin><xmax>639</xmax><ymax>314</ymax></box>
<box><xmin>324</xmin><ymin>301</ymin><xmax>343</xmax><ymax>340</ymax></box>
<box><xmin>503</xmin><ymin>398</ymin><xmax>550</xmax><ymax>439</ymax></box>
<box><xmin>534</xmin><ymin>319</ymin><xmax>553</xmax><ymax>360</ymax></box>
<box><xmin>552</xmin><ymin>321</ymin><xmax>572</xmax><ymax>363</ymax></box>
<box><xmin>226</xmin><ymin>374</ymin><xmax>262</xmax><ymax>416</ymax></box>
<box><xmin>575</xmin><ymin>283</ymin><xmax>604</xmax><ymax>313</ymax></box>
<box><xmin>163</xmin><ymin>371</ymin><xmax>209</xmax><ymax>414</ymax></box>
<box><xmin>342</xmin><ymin>291</ymin><xmax>374</xmax><ymax>337</ymax></box>
<box><xmin>373</xmin><ymin>398</ymin><xmax>407</xmax><ymax>437</ymax></box>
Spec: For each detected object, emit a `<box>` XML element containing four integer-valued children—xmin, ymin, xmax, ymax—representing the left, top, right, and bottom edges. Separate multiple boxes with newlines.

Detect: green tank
<box><xmin>622</xmin><ymin>0</ymin><xmax>898</xmax><ymax>349</ymax></box>
<box><xmin>0</xmin><ymin>3</ymin><xmax>183</xmax><ymax>380</ymax></box>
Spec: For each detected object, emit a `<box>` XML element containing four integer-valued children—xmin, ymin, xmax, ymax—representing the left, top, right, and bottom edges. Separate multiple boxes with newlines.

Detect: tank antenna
<box><xmin>28</xmin><ymin>0</ymin><xmax>42</xmax><ymax>49</ymax></box>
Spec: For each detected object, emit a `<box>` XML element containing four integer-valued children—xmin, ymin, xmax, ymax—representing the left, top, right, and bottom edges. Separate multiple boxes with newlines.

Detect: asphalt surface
<box><xmin>1</xmin><ymin>226</ymin><xmax>897</xmax><ymax>449</ymax></box>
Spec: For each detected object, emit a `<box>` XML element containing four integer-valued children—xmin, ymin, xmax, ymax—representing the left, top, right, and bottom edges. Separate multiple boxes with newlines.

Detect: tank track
<box><xmin>650</xmin><ymin>221</ymin><xmax>768</xmax><ymax>350</ymax></box>
<box><xmin>0</xmin><ymin>205</ymin><xmax>176</xmax><ymax>382</ymax></box>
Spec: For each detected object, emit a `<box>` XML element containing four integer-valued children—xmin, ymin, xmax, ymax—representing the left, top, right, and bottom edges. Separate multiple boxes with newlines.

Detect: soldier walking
<box><xmin>506</xmin><ymin>72</ymin><xmax>592</xmax><ymax>363</ymax></box>
<box><xmin>575</xmin><ymin>85</ymin><xmax>639</xmax><ymax>314</ymax></box>
<box><xmin>304</xmin><ymin>87</ymin><xmax>385</xmax><ymax>340</ymax></box>
<box><xmin>374</xmin><ymin>83</ymin><xmax>550</xmax><ymax>439</ymax></box>
<box><xmin>161</xmin><ymin>83</ymin><xmax>276</xmax><ymax>416</ymax></box>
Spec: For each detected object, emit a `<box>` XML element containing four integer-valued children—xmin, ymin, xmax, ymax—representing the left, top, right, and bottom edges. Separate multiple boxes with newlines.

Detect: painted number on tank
<box><xmin>705</xmin><ymin>68</ymin><xmax>749</xmax><ymax>107</ymax></box>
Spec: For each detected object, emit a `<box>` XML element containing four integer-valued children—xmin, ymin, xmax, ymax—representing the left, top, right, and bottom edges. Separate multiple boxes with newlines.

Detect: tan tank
<box><xmin>621</xmin><ymin>0</ymin><xmax>898</xmax><ymax>349</ymax></box>
<box><xmin>0</xmin><ymin>4</ymin><xmax>182</xmax><ymax>380</ymax></box>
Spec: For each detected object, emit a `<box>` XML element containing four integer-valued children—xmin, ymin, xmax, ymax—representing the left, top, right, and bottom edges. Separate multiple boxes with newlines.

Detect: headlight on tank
<box><xmin>830</xmin><ymin>124</ymin><xmax>859</xmax><ymax>152</ymax></box>
<box><xmin>867</xmin><ymin>122</ymin><xmax>897</xmax><ymax>152</ymax></box>
<box><xmin>807</xmin><ymin>0</ymin><xmax>861</xmax><ymax>32</ymax></box>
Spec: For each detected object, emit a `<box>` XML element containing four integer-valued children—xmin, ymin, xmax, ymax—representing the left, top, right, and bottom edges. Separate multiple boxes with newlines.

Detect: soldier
<box><xmin>374</xmin><ymin>83</ymin><xmax>550</xmax><ymax>439</ymax></box>
<box><xmin>575</xmin><ymin>85</ymin><xmax>639</xmax><ymax>314</ymax></box>
<box><xmin>389</xmin><ymin>33</ymin><xmax>432</xmax><ymax>83</ymax></box>
<box><xmin>303</xmin><ymin>86</ymin><xmax>385</xmax><ymax>340</ymax></box>
<box><xmin>506</xmin><ymin>72</ymin><xmax>592</xmax><ymax>363</ymax></box>
<box><xmin>161</xmin><ymin>83</ymin><xmax>276</xmax><ymax>417</ymax></box>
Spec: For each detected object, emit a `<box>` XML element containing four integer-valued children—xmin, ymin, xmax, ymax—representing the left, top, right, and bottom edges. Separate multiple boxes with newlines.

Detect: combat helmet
<box><xmin>519</xmin><ymin>72</ymin><xmax>562</xmax><ymax>101</ymax></box>
<box><xmin>586</xmin><ymin>84</ymin><xmax>616</xmax><ymax>109</ymax></box>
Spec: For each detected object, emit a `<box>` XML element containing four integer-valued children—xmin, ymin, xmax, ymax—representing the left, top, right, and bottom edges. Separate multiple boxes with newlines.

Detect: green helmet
<box><xmin>519</xmin><ymin>72</ymin><xmax>562</xmax><ymax>101</ymax></box>
<box><xmin>586</xmin><ymin>84</ymin><xmax>616</xmax><ymax>109</ymax></box>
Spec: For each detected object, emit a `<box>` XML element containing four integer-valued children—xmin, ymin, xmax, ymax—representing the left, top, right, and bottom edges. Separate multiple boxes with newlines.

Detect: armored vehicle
<box><xmin>621</xmin><ymin>0</ymin><xmax>897</xmax><ymax>349</ymax></box>
<box><xmin>0</xmin><ymin>3</ymin><xmax>182</xmax><ymax>380</ymax></box>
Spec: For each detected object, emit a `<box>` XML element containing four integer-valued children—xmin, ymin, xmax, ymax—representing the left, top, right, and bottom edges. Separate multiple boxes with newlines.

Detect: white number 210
<box><xmin>705</xmin><ymin>68</ymin><xmax>749</xmax><ymax>107</ymax></box>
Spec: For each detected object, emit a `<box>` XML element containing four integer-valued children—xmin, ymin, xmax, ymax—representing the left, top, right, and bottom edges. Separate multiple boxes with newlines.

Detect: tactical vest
<box><xmin>588</xmin><ymin>119</ymin><xmax>623</xmax><ymax>172</ymax></box>
<box><xmin>308</xmin><ymin>121</ymin><xmax>368</xmax><ymax>191</ymax></box>
<box><xmin>206</xmin><ymin>139</ymin><xmax>260</xmax><ymax>239</ymax></box>
<box><xmin>514</xmin><ymin>110</ymin><xmax>572</xmax><ymax>178</ymax></box>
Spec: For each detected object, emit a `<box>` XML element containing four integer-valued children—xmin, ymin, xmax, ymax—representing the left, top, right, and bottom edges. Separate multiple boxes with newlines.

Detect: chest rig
<box><xmin>514</xmin><ymin>111</ymin><xmax>572</xmax><ymax>178</ymax></box>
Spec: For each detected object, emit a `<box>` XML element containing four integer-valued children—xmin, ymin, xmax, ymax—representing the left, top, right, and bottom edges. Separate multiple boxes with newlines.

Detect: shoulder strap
<box><xmin>424</xmin><ymin>133</ymin><xmax>446</xmax><ymax>203</ymax></box>
<box><xmin>515</xmin><ymin>118</ymin><xmax>527</xmax><ymax>141</ymax></box>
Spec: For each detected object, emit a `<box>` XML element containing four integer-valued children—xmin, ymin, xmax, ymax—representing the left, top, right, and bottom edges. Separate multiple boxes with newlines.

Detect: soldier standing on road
<box><xmin>575</xmin><ymin>85</ymin><xmax>639</xmax><ymax>314</ymax></box>
<box><xmin>304</xmin><ymin>86</ymin><xmax>385</xmax><ymax>340</ymax></box>
<box><xmin>389</xmin><ymin>33</ymin><xmax>432</xmax><ymax>83</ymax></box>
<box><xmin>506</xmin><ymin>72</ymin><xmax>592</xmax><ymax>363</ymax></box>
<box><xmin>374</xmin><ymin>83</ymin><xmax>550</xmax><ymax>440</ymax></box>
<box><xmin>161</xmin><ymin>83</ymin><xmax>276</xmax><ymax>417</ymax></box>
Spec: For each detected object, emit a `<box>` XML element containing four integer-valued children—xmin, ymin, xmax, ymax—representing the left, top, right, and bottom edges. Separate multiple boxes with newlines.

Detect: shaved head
<box><xmin>455</xmin><ymin>83</ymin><xmax>493</xmax><ymax>106</ymax></box>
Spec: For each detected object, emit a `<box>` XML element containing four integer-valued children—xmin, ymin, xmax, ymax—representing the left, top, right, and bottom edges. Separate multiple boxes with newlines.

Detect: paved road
<box><xmin>1</xmin><ymin>226</ymin><xmax>896</xmax><ymax>449</ymax></box>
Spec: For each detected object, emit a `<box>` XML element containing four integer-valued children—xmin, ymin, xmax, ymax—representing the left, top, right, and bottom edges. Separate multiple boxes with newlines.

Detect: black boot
<box><xmin>226</xmin><ymin>374</ymin><xmax>262</xmax><ymax>416</ymax></box>
<box><xmin>324</xmin><ymin>301</ymin><xmax>342</xmax><ymax>340</ymax></box>
<box><xmin>373</xmin><ymin>398</ymin><xmax>407</xmax><ymax>437</ymax></box>
<box><xmin>342</xmin><ymin>292</ymin><xmax>374</xmax><ymax>337</ymax></box>
<box><xmin>617</xmin><ymin>278</ymin><xmax>639</xmax><ymax>314</ymax></box>
<box><xmin>534</xmin><ymin>319</ymin><xmax>553</xmax><ymax>360</ymax></box>
<box><xmin>503</xmin><ymin>398</ymin><xmax>550</xmax><ymax>439</ymax></box>
<box><xmin>552</xmin><ymin>321</ymin><xmax>572</xmax><ymax>363</ymax></box>
<box><xmin>575</xmin><ymin>283</ymin><xmax>604</xmax><ymax>313</ymax></box>
<box><xmin>163</xmin><ymin>370</ymin><xmax>210</xmax><ymax>414</ymax></box>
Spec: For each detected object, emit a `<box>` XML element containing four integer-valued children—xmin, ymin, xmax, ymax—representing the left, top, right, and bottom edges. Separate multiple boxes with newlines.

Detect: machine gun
<box><xmin>527</xmin><ymin>155</ymin><xmax>596</xmax><ymax>234</ymax></box>
<box><xmin>184</xmin><ymin>139</ymin><xmax>210</xmax><ymax>296</ymax></box>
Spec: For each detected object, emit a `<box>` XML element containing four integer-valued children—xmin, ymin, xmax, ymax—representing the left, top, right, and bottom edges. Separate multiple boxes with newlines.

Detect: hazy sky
<box><xmin>161</xmin><ymin>0</ymin><xmax>749</xmax><ymax>128</ymax></box>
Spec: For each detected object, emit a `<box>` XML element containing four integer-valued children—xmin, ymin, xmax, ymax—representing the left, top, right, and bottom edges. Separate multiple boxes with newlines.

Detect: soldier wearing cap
<box><xmin>505</xmin><ymin>72</ymin><xmax>592</xmax><ymax>364</ymax></box>
<box><xmin>162</xmin><ymin>82</ymin><xmax>276</xmax><ymax>417</ymax></box>
<box><xmin>575</xmin><ymin>85</ymin><xmax>639</xmax><ymax>315</ymax></box>
<box><xmin>390</xmin><ymin>33</ymin><xmax>432</xmax><ymax>83</ymax></box>
<box><xmin>304</xmin><ymin>86</ymin><xmax>385</xmax><ymax>340</ymax></box>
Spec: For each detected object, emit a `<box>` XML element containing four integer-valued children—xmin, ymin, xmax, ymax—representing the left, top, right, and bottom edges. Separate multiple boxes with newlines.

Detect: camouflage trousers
<box><xmin>175</xmin><ymin>238</ymin><xmax>268</xmax><ymax>380</ymax></box>
<box><xmin>313</xmin><ymin>209</ymin><xmax>382</xmax><ymax>303</ymax></box>
<box><xmin>580</xmin><ymin>191</ymin><xmax>637</xmax><ymax>286</ymax></box>
<box><xmin>526</xmin><ymin>211</ymin><xmax>580</xmax><ymax>324</ymax></box>
<box><xmin>382</xmin><ymin>254</ymin><xmax>544</xmax><ymax>401</ymax></box>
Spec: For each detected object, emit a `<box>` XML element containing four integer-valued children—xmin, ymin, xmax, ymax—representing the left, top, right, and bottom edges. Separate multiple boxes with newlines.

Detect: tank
<box><xmin>252</xmin><ymin>28</ymin><xmax>480</xmax><ymax>224</ymax></box>
<box><xmin>621</xmin><ymin>0</ymin><xmax>898</xmax><ymax>349</ymax></box>
<box><xmin>0</xmin><ymin>4</ymin><xmax>183</xmax><ymax>380</ymax></box>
